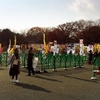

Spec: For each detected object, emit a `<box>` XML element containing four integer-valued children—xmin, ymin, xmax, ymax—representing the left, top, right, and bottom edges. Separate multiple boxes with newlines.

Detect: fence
<box><xmin>0</xmin><ymin>52</ymin><xmax>88</xmax><ymax>70</ymax></box>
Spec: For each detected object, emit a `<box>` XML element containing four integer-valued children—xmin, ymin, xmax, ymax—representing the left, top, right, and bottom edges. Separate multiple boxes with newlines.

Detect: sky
<box><xmin>0</xmin><ymin>0</ymin><xmax>100</xmax><ymax>33</ymax></box>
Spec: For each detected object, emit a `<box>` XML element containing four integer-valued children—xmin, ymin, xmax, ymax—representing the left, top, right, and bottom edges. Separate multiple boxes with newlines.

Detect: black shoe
<box><xmin>44</xmin><ymin>70</ymin><xmax>48</xmax><ymax>73</ymax></box>
<box><xmin>27</xmin><ymin>74</ymin><xmax>31</xmax><ymax>76</ymax></box>
<box><xmin>36</xmin><ymin>70</ymin><xmax>40</xmax><ymax>74</ymax></box>
<box><xmin>32</xmin><ymin>73</ymin><xmax>35</xmax><ymax>75</ymax></box>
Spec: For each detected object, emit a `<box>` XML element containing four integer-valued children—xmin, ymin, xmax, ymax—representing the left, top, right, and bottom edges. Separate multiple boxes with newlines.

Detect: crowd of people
<box><xmin>7</xmin><ymin>40</ymin><xmax>100</xmax><ymax>82</ymax></box>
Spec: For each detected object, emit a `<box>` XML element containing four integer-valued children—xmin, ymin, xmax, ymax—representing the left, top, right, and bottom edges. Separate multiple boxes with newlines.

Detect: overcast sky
<box><xmin>0</xmin><ymin>0</ymin><xmax>100</xmax><ymax>33</ymax></box>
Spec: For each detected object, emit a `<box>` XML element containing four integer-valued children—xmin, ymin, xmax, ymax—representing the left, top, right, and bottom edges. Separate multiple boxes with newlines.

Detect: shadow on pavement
<box><xmin>35</xmin><ymin>75</ymin><xmax>62</xmax><ymax>82</ymax></box>
<box><xmin>15</xmin><ymin>82</ymin><xmax>52</xmax><ymax>93</ymax></box>
<box><xmin>61</xmin><ymin>75</ymin><xmax>98</xmax><ymax>83</ymax></box>
<box><xmin>0</xmin><ymin>68</ymin><xmax>5</xmax><ymax>70</ymax></box>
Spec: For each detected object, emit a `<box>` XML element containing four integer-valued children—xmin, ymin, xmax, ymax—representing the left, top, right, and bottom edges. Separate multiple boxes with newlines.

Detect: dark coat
<box><xmin>27</xmin><ymin>49</ymin><xmax>34</xmax><ymax>68</ymax></box>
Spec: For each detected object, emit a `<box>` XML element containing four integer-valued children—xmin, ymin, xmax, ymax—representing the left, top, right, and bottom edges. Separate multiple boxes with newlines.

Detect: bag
<box><xmin>13</xmin><ymin>59</ymin><xmax>19</xmax><ymax>65</ymax></box>
<box><xmin>9</xmin><ymin>67</ymin><xmax>13</xmax><ymax>76</ymax></box>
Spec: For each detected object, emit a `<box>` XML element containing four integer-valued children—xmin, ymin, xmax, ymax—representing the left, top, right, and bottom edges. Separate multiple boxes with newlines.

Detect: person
<box><xmin>88</xmin><ymin>50</ymin><xmax>93</xmax><ymax>64</ymax></box>
<box><xmin>62</xmin><ymin>45</ymin><xmax>67</xmax><ymax>54</ymax></box>
<box><xmin>93</xmin><ymin>49</ymin><xmax>98</xmax><ymax>58</ymax></box>
<box><xmin>91</xmin><ymin>52</ymin><xmax>100</xmax><ymax>80</ymax></box>
<box><xmin>27</xmin><ymin>47</ymin><xmax>35</xmax><ymax>76</ymax></box>
<box><xmin>8</xmin><ymin>48</ymin><xmax>20</xmax><ymax>82</ymax></box>
<box><xmin>93</xmin><ymin>49</ymin><xmax>99</xmax><ymax>66</ymax></box>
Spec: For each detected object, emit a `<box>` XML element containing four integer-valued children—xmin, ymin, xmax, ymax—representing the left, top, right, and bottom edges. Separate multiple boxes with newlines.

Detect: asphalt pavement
<box><xmin>0</xmin><ymin>64</ymin><xmax>100</xmax><ymax>100</ymax></box>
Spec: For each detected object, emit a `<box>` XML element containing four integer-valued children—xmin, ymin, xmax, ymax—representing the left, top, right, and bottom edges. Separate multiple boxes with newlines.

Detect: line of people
<box><xmin>8</xmin><ymin>47</ymin><xmax>98</xmax><ymax>83</ymax></box>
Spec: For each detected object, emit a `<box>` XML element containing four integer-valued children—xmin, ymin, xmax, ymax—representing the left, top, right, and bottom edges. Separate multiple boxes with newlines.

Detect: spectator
<box><xmin>8</xmin><ymin>48</ymin><xmax>20</xmax><ymax>82</ymax></box>
<box><xmin>93</xmin><ymin>49</ymin><xmax>98</xmax><ymax>58</ymax></box>
<box><xmin>88</xmin><ymin>50</ymin><xmax>93</xmax><ymax>64</ymax></box>
<box><xmin>27</xmin><ymin>47</ymin><xmax>35</xmax><ymax>76</ymax></box>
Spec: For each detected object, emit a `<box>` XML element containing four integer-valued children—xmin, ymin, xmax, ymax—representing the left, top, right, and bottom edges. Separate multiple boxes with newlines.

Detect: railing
<box><xmin>0</xmin><ymin>52</ymin><xmax>88</xmax><ymax>70</ymax></box>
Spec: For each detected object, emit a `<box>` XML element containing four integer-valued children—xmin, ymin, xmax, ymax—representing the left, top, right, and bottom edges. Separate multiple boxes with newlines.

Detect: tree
<box><xmin>82</xmin><ymin>26</ymin><xmax>100</xmax><ymax>45</ymax></box>
<box><xmin>0</xmin><ymin>29</ymin><xmax>15</xmax><ymax>47</ymax></box>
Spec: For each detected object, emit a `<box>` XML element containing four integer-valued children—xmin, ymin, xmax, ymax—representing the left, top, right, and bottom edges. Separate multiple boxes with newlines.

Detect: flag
<box><xmin>13</xmin><ymin>35</ymin><xmax>16</xmax><ymax>49</ymax></box>
<box><xmin>9</xmin><ymin>35</ymin><xmax>16</xmax><ymax>54</ymax></box>
<box><xmin>43</xmin><ymin>33</ymin><xmax>48</xmax><ymax>54</ymax></box>
<box><xmin>7</xmin><ymin>39</ymin><xmax>11</xmax><ymax>53</ymax></box>
<box><xmin>0</xmin><ymin>43</ymin><xmax>1</xmax><ymax>48</ymax></box>
<box><xmin>0</xmin><ymin>43</ymin><xmax>2</xmax><ymax>54</ymax></box>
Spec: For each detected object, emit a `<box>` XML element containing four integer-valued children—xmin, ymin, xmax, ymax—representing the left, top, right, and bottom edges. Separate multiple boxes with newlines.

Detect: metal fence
<box><xmin>0</xmin><ymin>52</ymin><xmax>88</xmax><ymax>70</ymax></box>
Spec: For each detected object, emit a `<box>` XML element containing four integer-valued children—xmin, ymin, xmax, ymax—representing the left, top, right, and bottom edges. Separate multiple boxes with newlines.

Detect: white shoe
<box><xmin>11</xmin><ymin>79</ymin><xmax>16</xmax><ymax>82</ymax></box>
<box><xmin>93</xmin><ymin>70</ymin><xmax>99</xmax><ymax>72</ymax></box>
<box><xmin>91</xmin><ymin>77</ymin><xmax>97</xmax><ymax>80</ymax></box>
<box><xmin>16</xmin><ymin>80</ymin><xmax>19</xmax><ymax>83</ymax></box>
<box><xmin>73</xmin><ymin>67</ymin><xmax>76</xmax><ymax>69</ymax></box>
<box><xmin>64</xmin><ymin>68</ymin><xmax>67</xmax><ymax>69</ymax></box>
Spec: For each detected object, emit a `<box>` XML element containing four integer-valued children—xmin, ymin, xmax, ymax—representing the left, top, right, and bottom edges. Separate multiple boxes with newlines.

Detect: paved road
<box><xmin>0</xmin><ymin>64</ymin><xmax>100</xmax><ymax>100</ymax></box>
